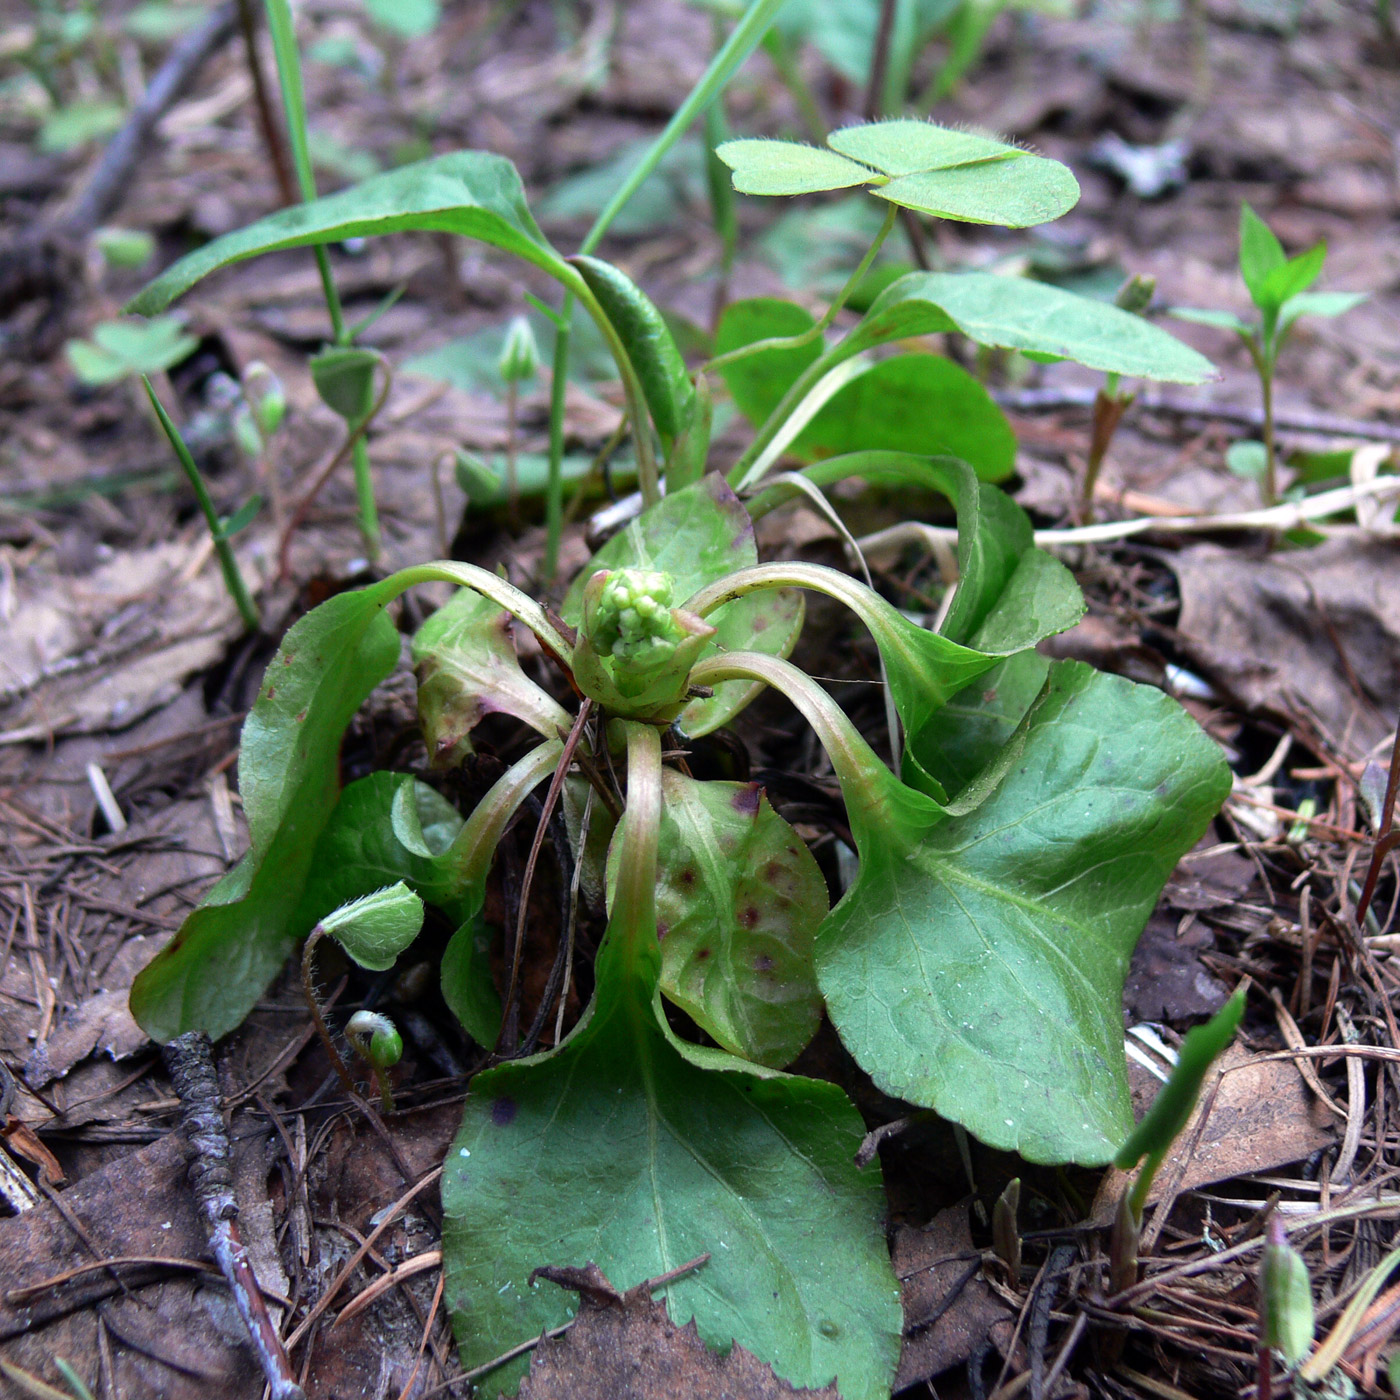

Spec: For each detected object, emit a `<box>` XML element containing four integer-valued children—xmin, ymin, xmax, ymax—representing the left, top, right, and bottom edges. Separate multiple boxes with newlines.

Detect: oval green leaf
<box><xmin>648</xmin><ymin>773</ymin><xmax>825</xmax><ymax>1068</ymax></box>
<box><xmin>848</xmin><ymin>272</ymin><xmax>1216</xmax><ymax>383</ymax></box>
<box><xmin>877</xmin><ymin>155</ymin><xmax>1079</xmax><ymax>227</ymax></box>
<box><xmin>128</xmin><ymin>151</ymin><xmax>567</xmax><ymax>316</ymax></box>
<box><xmin>442</xmin><ymin>919</ymin><xmax>900</xmax><ymax>1400</ymax></box>
<box><xmin>818</xmin><ymin>662</ymin><xmax>1232</xmax><ymax>1164</ymax></box>
<box><xmin>828</xmin><ymin>119</ymin><xmax>1022</xmax><ymax>175</ymax></box>
<box><xmin>715</xmin><ymin>138</ymin><xmax>874</xmax><ymax>196</ymax></box>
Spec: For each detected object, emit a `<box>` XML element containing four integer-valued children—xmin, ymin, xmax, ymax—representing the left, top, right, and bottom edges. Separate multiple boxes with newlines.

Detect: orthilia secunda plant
<box><xmin>125</xmin><ymin>32</ymin><xmax>1233</xmax><ymax>1390</ymax></box>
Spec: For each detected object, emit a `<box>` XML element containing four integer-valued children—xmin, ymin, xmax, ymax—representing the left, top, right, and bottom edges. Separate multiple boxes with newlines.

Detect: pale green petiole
<box><xmin>703</xmin><ymin>204</ymin><xmax>898</xmax><ymax>376</ymax></box>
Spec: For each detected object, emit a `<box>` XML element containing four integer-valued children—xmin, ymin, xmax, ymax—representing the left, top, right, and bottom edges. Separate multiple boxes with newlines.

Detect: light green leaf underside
<box><xmin>441</xmin><ymin>950</ymin><xmax>901</xmax><ymax>1399</ymax></box>
<box><xmin>828</xmin><ymin>120</ymin><xmax>1020</xmax><ymax>175</ymax></box>
<box><xmin>877</xmin><ymin>156</ymin><xmax>1079</xmax><ymax>227</ymax></box>
<box><xmin>715</xmin><ymin>139</ymin><xmax>873</xmax><ymax>195</ymax></box>
<box><xmin>820</xmin><ymin>662</ymin><xmax>1232</xmax><ymax>1164</ymax></box>
<box><xmin>850</xmin><ymin>272</ymin><xmax>1216</xmax><ymax>383</ymax></box>
<box><xmin>128</xmin><ymin>151</ymin><xmax>563</xmax><ymax>315</ymax></box>
<box><xmin>651</xmin><ymin>773</ymin><xmax>825</xmax><ymax>1068</ymax></box>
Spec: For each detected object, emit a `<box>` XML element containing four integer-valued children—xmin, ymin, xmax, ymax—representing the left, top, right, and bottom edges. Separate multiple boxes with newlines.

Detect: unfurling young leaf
<box><xmin>1261</xmin><ymin>1215</ymin><xmax>1315</xmax><ymax>1367</ymax></box>
<box><xmin>317</xmin><ymin>881</ymin><xmax>425</xmax><ymax>971</ymax></box>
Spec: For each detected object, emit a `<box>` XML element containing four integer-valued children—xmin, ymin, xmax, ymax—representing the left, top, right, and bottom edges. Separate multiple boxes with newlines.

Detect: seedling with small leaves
<box><xmin>65</xmin><ymin>315</ymin><xmax>196</xmax><ymax>387</ymax></box>
<box><xmin>1174</xmin><ymin>204</ymin><xmax>1366</xmax><ymax>504</ymax></box>
<box><xmin>126</xmin><ymin>47</ymin><xmax>1233</xmax><ymax>1391</ymax></box>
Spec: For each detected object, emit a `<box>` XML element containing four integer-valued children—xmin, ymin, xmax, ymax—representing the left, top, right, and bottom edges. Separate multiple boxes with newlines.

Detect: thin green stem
<box><xmin>450</xmin><ymin>741</ymin><xmax>567</xmax><ymax>890</ymax></box>
<box><xmin>1260</xmin><ymin>367</ymin><xmax>1278</xmax><ymax>508</ymax></box>
<box><xmin>542</xmin><ymin>0</ymin><xmax>790</xmax><ymax>577</ymax></box>
<box><xmin>142</xmin><ymin>378</ymin><xmax>260</xmax><ymax>632</ymax></box>
<box><xmin>264</xmin><ymin>0</ymin><xmax>347</xmax><ymax>346</ymax></box>
<box><xmin>761</xmin><ymin>30</ymin><xmax>826</xmax><ymax>144</ymax></box>
<box><xmin>617</xmin><ymin>721</ymin><xmax>663</xmax><ymax>958</ymax></box>
<box><xmin>266</xmin><ymin>0</ymin><xmax>379</xmax><ymax>560</ymax></box>
<box><xmin>544</xmin><ymin>325</ymin><xmax>570</xmax><ymax>583</ymax></box>
<box><xmin>350</xmin><ymin>436</ymin><xmax>379</xmax><ymax>554</ymax></box>
<box><xmin>704</xmin><ymin>204</ymin><xmax>898</xmax><ymax>376</ymax></box>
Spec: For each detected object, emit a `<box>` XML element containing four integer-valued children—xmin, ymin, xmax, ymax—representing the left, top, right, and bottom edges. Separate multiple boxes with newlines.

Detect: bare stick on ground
<box><xmin>164</xmin><ymin>1031</ymin><xmax>305</xmax><ymax>1400</ymax></box>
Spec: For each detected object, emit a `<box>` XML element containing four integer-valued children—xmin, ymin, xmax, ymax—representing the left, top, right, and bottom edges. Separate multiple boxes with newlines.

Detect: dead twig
<box><xmin>164</xmin><ymin>1031</ymin><xmax>305</xmax><ymax>1400</ymax></box>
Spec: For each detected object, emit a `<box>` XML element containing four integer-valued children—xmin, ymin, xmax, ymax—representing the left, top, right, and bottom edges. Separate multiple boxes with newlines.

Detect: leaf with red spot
<box><xmin>610</xmin><ymin>770</ymin><xmax>826</xmax><ymax>1068</ymax></box>
<box><xmin>413</xmin><ymin>588</ymin><xmax>573</xmax><ymax>768</ymax></box>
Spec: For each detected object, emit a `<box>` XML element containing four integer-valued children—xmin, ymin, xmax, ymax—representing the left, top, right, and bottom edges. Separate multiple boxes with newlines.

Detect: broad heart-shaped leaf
<box><xmin>295</xmin><ymin>773</ymin><xmax>473</xmax><ymax>929</ymax></box>
<box><xmin>645</xmin><ymin>773</ymin><xmax>826</xmax><ymax>1068</ymax></box>
<box><xmin>796</xmin><ymin>353</ymin><xmax>1016</xmax><ymax>482</ymax></box>
<box><xmin>714</xmin><ymin>297</ymin><xmax>823</xmax><ymax>428</ymax></box>
<box><xmin>714</xmin><ymin>301</ymin><xmax>1015</xmax><ymax>481</ymax></box>
<box><xmin>563</xmin><ymin>476</ymin><xmax>803</xmax><ymax>737</ymax></box>
<box><xmin>412</xmin><ymin>589</ymin><xmax>572</xmax><ymax>768</ymax></box>
<box><xmin>128</xmin><ymin>151</ymin><xmax>568</xmax><ymax>316</ymax></box>
<box><xmin>877</xmin><ymin>156</ymin><xmax>1079</xmax><ymax>228</ymax></box>
<box><xmin>828</xmin><ymin>120</ymin><xmax>1020</xmax><ymax>175</ymax></box>
<box><xmin>817</xmin><ymin>661</ymin><xmax>1232</xmax><ymax>1164</ymax></box>
<box><xmin>715</xmin><ymin>138</ymin><xmax>874</xmax><ymax>196</ymax></box>
<box><xmin>129</xmin><ymin>590</ymin><xmax>402</xmax><ymax>1042</ymax></box>
<box><xmin>441</xmin><ymin>896</ymin><xmax>900</xmax><ymax>1400</ymax></box>
<box><xmin>843</xmin><ymin>272</ymin><xmax>1216</xmax><ymax>383</ymax></box>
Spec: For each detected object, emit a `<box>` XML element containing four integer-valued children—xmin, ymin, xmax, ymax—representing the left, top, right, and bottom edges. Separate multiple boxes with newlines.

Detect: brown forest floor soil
<box><xmin>1</xmin><ymin>0</ymin><xmax>1398</xmax><ymax>1396</ymax></box>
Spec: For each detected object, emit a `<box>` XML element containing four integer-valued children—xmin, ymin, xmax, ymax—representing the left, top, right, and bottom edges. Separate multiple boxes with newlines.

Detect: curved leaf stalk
<box><xmin>448</xmin><ymin>740</ymin><xmax>566</xmax><ymax>892</ymax></box>
<box><xmin>616</xmin><ymin>721</ymin><xmax>664</xmax><ymax>970</ymax></box>
<box><xmin>384</xmin><ymin>560</ymin><xmax>573</xmax><ymax>663</ymax></box>
<box><xmin>685</xmin><ymin>560</ymin><xmax>993</xmax><ymax>734</ymax></box>
<box><xmin>689</xmin><ymin>651</ymin><xmax>930</xmax><ymax>848</ymax></box>
<box><xmin>742</xmin><ymin>448</ymin><xmax>966</xmax><ymax>521</ymax></box>
<box><xmin>733</xmin><ymin>358</ymin><xmax>872</xmax><ymax>490</ymax></box>
<box><xmin>543</xmin><ymin>0</ymin><xmax>791</xmax><ymax>576</ymax></box>
<box><xmin>704</xmin><ymin>204</ymin><xmax>898</xmax><ymax>376</ymax></box>
<box><xmin>728</xmin><ymin>336</ymin><xmax>862</xmax><ymax>489</ymax></box>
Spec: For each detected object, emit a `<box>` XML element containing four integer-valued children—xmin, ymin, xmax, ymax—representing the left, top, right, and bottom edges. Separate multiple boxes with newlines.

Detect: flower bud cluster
<box><xmin>591</xmin><ymin>569</ymin><xmax>685</xmax><ymax>670</ymax></box>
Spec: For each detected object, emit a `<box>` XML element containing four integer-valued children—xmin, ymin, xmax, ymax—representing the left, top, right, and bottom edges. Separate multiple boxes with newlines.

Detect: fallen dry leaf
<box><xmin>1171</xmin><ymin>538</ymin><xmax>1400</xmax><ymax>753</ymax></box>
<box><xmin>517</xmin><ymin>1262</ymin><xmax>839</xmax><ymax>1399</ymax></box>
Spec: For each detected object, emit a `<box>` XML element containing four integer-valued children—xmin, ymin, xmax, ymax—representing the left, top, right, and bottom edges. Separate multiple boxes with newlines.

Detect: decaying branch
<box><xmin>164</xmin><ymin>1031</ymin><xmax>304</xmax><ymax>1400</ymax></box>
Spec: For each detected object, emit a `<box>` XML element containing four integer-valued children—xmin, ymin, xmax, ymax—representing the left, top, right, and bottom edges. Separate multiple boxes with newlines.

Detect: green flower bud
<box><xmin>1113</xmin><ymin>274</ymin><xmax>1157</xmax><ymax>316</ymax></box>
<box><xmin>318</xmin><ymin>882</ymin><xmax>425</xmax><ymax>971</ymax></box>
<box><xmin>95</xmin><ymin>226</ymin><xmax>155</xmax><ymax>270</ymax></box>
<box><xmin>232</xmin><ymin>402</ymin><xmax>264</xmax><ymax>460</ymax></box>
<box><xmin>590</xmin><ymin>569</ymin><xmax>685</xmax><ymax>669</ymax></box>
<box><xmin>497</xmin><ymin>315</ymin><xmax>540</xmax><ymax>385</ymax></box>
<box><xmin>1261</xmin><ymin>1215</ymin><xmax>1314</xmax><ymax>1367</ymax></box>
<box><xmin>242</xmin><ymin>360</ymin><xmax>287</xmax><ymax>436</ymax></box>
<box><xmin>346</xmin><ymin>1011</ymin><xmax>404</xmax><ymax>1070</ymax></box>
